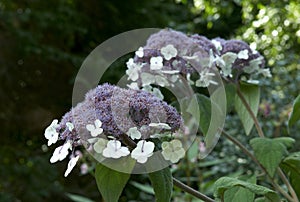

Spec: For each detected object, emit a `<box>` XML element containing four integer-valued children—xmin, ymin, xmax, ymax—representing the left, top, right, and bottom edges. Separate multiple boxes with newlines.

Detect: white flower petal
<box><xmin>64</xmin><ymin>155</ymin><xmax>80</xmax><ymax>177</ymax></box>
<box><xmin>149</xmin><ymin>123</ymin><xmax>171</xmax><ymax>130</ymax></box>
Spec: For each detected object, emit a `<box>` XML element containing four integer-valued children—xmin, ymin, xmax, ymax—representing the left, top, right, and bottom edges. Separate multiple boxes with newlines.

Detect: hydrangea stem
<box><xmin>236</xmin><ymin>86</ymin><xmax>299</xmax><ymax>202</ymax></box>
<box><xmin>173</xmin><ymin>178</ymin><xmax>215</xmax><ymax>202</ymax></box>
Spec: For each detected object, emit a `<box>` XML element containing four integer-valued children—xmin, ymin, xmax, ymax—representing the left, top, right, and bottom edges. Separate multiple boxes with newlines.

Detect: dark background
<box><xmin>1</xmin><ymin>0</ymin><xmax>299</xmax><ymax>201</ymax></box>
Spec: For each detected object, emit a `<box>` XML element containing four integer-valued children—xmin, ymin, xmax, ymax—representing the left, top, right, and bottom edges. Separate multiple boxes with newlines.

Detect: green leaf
<box><xmin>288</xmin><ymin>94</ymin><xmax>300</xmax><ymax>132</ymax></box>
<box><xmin>280</xmin><ymin>152</ymin><xmax>300</xmax><ymax>199</ymax></box>
<box><xmin>225</xmin><ymin>83</ymin><xmax>237</xmax><ymax>111</ymax></box>
<box><xmin>235</xmin><ymin>83</ymin><xmax>260</xmax><ymax>135</ymax></box>
<box><xmin>214</xmin><ymin>177</ymin><xmax>279</xmax><ymax>202</ymax></box>
<box><xmin>66</xmin><ymin>193</ymin><xmax>95</xmax><ymax>202</ymax></box>
<box><xmin>250</xmin><ymin>137</ymin><xmax>295</xmax><ymax>177</ymax></box>
<box><xmin>195</xmin><ymin>94</ymin><xmax>211</xmax><ymax>135</ymax></box>
<box><xmin>130</xmin><ymin>181</ymin><xmax>154</xmax><ymax>195</ymax></box>
<box><xmin>224</xmin><ymin>176</ymin><xmax>256</xmax><ymax>202</ymax></box>
<box><xmin>148</xmin><ymin>167</ymin><xmax>173</xmax><ymax>202</ymax></box>
<box><xmin>95</xmin><ymin>163</ymin><xmax>132</xmax><ymax>202</ymax></box>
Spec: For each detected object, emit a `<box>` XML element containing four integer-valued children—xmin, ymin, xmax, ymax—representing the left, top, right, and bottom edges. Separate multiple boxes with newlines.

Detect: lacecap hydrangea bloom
<box><xmin>125</xmin><ymin>29</ymin><xmax>270</xmax><ymax>91</ymax></box>
<box><xmin>44</xmin><ymin>83</ymin><xmax>185</xmax><ymax>176</ymax></box>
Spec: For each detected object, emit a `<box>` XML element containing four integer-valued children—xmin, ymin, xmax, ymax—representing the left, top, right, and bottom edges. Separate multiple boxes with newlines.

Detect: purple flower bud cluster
<box><xmin>213</xmin><ymin>38</ymin><xmax>265</xmax><ymax>69</ymax></box>
<box><xmin>133</xmin><ymin>29</ymin><xmax>265</xmax><ymax>76</ymax></box>
<box><xmin>58</xmin><ymin>83</ymin><xmax>182</xmax><ymax>143</ymax></box>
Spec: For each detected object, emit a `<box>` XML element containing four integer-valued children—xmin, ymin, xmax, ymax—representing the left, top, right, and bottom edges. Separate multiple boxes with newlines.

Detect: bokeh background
<box><xmin>1</xmin><ymin>0</ymin><xmax>299</xmax><ymax>201</ymax></box>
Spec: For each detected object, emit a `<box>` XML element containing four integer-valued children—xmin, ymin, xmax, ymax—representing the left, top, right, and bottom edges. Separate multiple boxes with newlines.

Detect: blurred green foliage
<box><xmin>0</xmin><ymin>0</ymin><xmax>299</xmax><ymax>201</ymax></box>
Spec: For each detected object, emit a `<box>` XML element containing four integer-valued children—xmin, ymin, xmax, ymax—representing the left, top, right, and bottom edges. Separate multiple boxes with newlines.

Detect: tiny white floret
<box><xmin>66</xmin><ymin>122</ymin><xmax>74</xmax><ymax>131</ymax></box>
<box><xmin>44</xmin><ymin>119</ymin><xmax>60</xmax><ymax>146</ymax></box>
<box><xmin>135</xmin><ymin>47</ymin><xmax>144</xmax><ymax>58</ymax></box>
<box><xmin>64</xmin><ymin>155</ymin><xmax>80</xmax><ymax>177</ymax></box>
<box><xmin>161</xmin><ymin>44</ymin><xmax>178</xmax><ymax>60</ymax></box>
<box><xmin>131</xmin><ymin>140</ymin><xmax>155</xmax><ymax>163</ymax></box>
<box><xmin>50</xmin><ymin>141</ymin><xmax>72</xmax><ymax>163</ymax></box>
<box><xmin>211</xmin><ymin>39</ymin><xmax>222</xmax><ymax>51</ymax></box>
<box><xmin>102</xmin><ymin>140</ymin><xmax>130</xmax><ymax>159</ymax></box>
<box><xmin>93</xmin><ymin>138</ymin><xmax>108</xmax><ymax>153</ymax></box>
<box><xmin>86</xmin><ymin>119</ymin><xmax>103</xmax><ymax>137</ymax></box>
<box><xmin>127</xmin><ymin>127</ymin><xmax>142</xmax><ymax>140</ymax></box>
<box><xmin>161</xmin><ymin>139</ymin><xmax>185</xmax><ymax>163</ymax></box>
<box><xmin>150</xmin><ymin>56</ymin><xmax>163</xmax><ymax>70</ymax></box>
<box><xmin>237</xmin><ymin>49</ymin><xmax>249</xmax><ymax>59</ymax></box>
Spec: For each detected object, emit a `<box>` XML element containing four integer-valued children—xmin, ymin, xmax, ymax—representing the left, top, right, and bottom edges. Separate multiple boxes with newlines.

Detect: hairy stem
<box><xmin>173</xmin><ymin>178</ymin><xmax>215</xmax><ymax>202</ymax></box>
<box><xmin>236</xmin><ymin>86</ymin><xmax>298</xmax><ymax>202</ymax></box>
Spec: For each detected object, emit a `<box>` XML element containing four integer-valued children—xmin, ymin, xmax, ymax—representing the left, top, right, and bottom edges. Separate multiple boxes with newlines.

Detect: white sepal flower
<box><xmin>127</xmin><ymin>127</ymin><xmax>142</xmax><ymax>140</ymax></box>
<box><xmin>64</xmin><ymin>155</ymin><xmax>80</xmax><ymax>177</ymax></box>
<box><xmin>150</xmin><ymin>56</ymin><xmax>163</xmax><ymax>70</ymax></box>
<box><xmin>102</xmin><ymin>140</ymin><xmax>130</xmax><ymax>159</ymax></box>
<box><xmin>161</xmin><ymin>139</ymin><xmax>185</xmax><ymax>163</ymax></box>
<box><xmin>149</xmin><ymin>123</ymin><xmax>171</xmax><ymax>130</ymax></box>
<box><xmin>195</xmin><ymin>70</ymin><xmax>217</xmax><ymax>87</ymax></box>
<box><xmin>66</xmin><ymin>122</ymin><xmax>74</xmax><ymax>131</ymax></box>
<box><xmin>211</xmin><ymin>39</ymin><xmax>222</xmax><ymax>52</ymax></box>
<box><xmin>161</xmin><ymin>44</ymin><xmax>178</xmax><ymax>60</ymax></box>
<box><xmin>50</xmin><ymin>141</ymin><xmax>72</xmax><ymax>163</ymax></box>
<box><xmin>127</xmin><ymin>82</ymin><xmax>139</xmax><ymax>90</ymax></box>
<box><xmin>86</xmin><ymin>119</ymin><xmax>103</xmax><ymax>137</ymax></box>
<box><xmin>93</xmin><ymin>138</ymin><xmax>108</xmax><ymax>153</ymax></box>
<box><xmin>44</xmin><ymin>119</ymin><xmax>59</xmax><ymax>146</ymax></box>
<box><xmin>131</xmin><ymin>140</ymin><xmax>154</xmax><ymax>163</ymax></box>
<box><xmin>135</xmin><ymin>47</ymin><xmax>144</xmax><ymax>58</ymax></box>
<box><xmin>258</xmin><ymin>68</ymin><xmax>272</xmax><ymax>77</ymax></box>
<box><xmin>237</xmin><ymin>49</ymin><xmax>249</xmax><ymax>59</ymax></box>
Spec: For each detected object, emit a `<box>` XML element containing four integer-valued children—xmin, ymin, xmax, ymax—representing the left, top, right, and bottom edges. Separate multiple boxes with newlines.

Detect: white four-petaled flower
<box><xmin>86</xmin><ymin>119</ymin><xmax>103</xmax><ymax>137</ymax></box>
<box><xmin>126</xmin><ymin>58</ymin><xmax>143</xmax><ymax>81</ymax></box>
<box><xmin>161</xmin><ymin>139</ymin><xmax>185</xmax><ymax>163</ymax></box>
<box><xmin>93</xmin><ymin>138</ymin><xmax>108</xmax><ymax>153</ymax></box>
<box><xmin>127</xmin><ymin>127</ymin><xmax>142</xmax><ymax>140</ymax></box>
<box><xmin>150</xmin><ymin>56</ymin><xmax>163</xmax><ymax>70</ymax></box>
<box><xmin>131</xmin><ymin>140</ymin><xmax>155</xmax><ymax>163</ymax></box>
<box><xmin>66</xmin><ymin>122</ymin><xmax>74</xmax><ymax>131</ymax></box>
<box><xmin>135</xmin><ymin>47</ymin><xmax>144</xmax><ymax>58</ymax></box>
<box><xmin>102</xmin><ymin>140</ymin><xmax>130</xmax><ymax>159</ymax></box>
<box><xmin>50</xmin><ymin>141</ymin><xmax>72</xmax><ymax>163</ymax></box>
<box><xmin>161</xmin><ymin>44</ymin><xmax>178</xmax><ymax>60</ymax></box>
<box><xmin>237</xmin><ymin>49</ymin><xmax>249</xmax><ymax>59</ymax></box>
<box><xmin>195</xmin><ymin>69</ymin><xmax>218</xmax><ymax>87</ymax></box>
<box><xmin>64</xmin><ymin>155</ymin><xmax>80</xmax><ymax>177</ymax></box>
<box><xmin>44</xmin><ymin>119</ymin><xmax>60</xmax><ymax>146</ymax></box>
